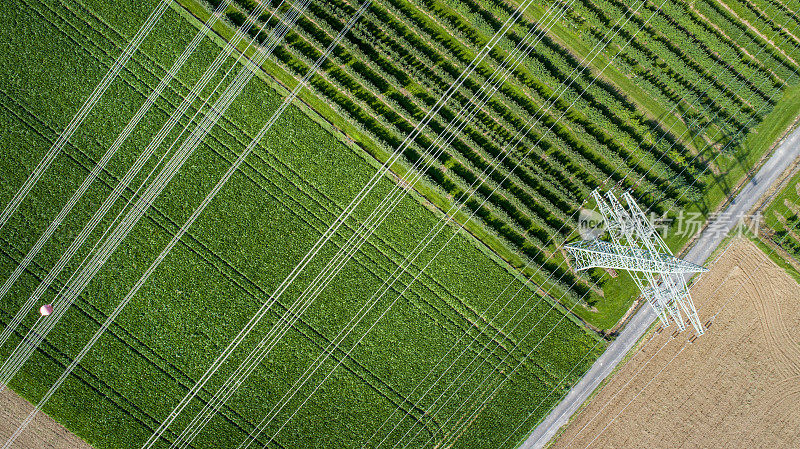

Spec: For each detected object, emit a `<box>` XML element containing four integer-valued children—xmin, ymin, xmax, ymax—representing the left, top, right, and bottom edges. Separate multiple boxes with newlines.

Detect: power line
<box><xmin>0</xmin><ymin>0</ymin><xmax>172</xmax><ymax>232</ymax></box>
<box><xmin>0</xmin><ymin>0</ymin><xmax>290</xmax><ymax>396</ymax></box>
<box><xmin>0</xmin><ymin>0</ymin><xmax>232</xmax><ymax>349</ymax></box>
<box><xmin>140</xmin><ymin>0</ymin><xmax>580</xmax><ymax>447</ymax></box>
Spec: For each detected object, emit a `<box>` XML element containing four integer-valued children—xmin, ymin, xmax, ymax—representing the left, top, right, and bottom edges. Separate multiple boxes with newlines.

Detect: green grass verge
<box><xmin>763</xmin><ymin>170</ymin><xmax>800</xmax><ymax>230</ymax></box>
<box><xmin>757</xmin><ymin>167</ymin><xmax>800</xmax><ymax>281</ymax></box>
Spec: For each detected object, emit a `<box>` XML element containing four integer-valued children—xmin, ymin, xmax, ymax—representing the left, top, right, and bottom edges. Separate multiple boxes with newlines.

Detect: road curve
<box><xmin>520</xmin><ymin>126</ymin><xmax>800</xmax><ymax>448</ymax></box>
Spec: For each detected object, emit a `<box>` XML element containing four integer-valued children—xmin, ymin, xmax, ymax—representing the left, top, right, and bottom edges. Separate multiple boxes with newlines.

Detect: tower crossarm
<box><xmin>564</xmin><ymin>239</ymin><xmax>708</xmax><ymax>274</ymax></box>
<box><xmin>567</xmin><ymin>189</ymin><xmax>708</xmax><ymax>336</ymax></box>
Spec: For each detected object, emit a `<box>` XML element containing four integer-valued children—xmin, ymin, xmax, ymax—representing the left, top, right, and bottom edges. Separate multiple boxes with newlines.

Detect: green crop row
<box><xmin>694</xmin><ymin>0</ymin><xmax>798</xmax><ymax>79</ymax></box>
<box><xmin>432</xmin><ymin>0</ymin><xmax>700</xmax><ymax>204</ymax></box>
<box><xmin>399</xmin><ymin>0</ymin><xmax>696</xmax><ymax>195</ymax></box>
<box><xmin>763</xmin><ymin>170</ymin><xmax>800</xmax><ymax>261</ymax></box>
<box><xmin>576</xmin><ymin>0</ymin><xmax>764</xmax><ymax>131</ymax></box>
<box><xmin>0</xmin><ymin>1</ymin><xmax>604</xmax><ymax>448</ymax></box>
<box><xmin>189</xmin><ymin>0</ymin><xmax>800</xmax><ymax>331</ymax></box>
<box><xmin>720</xmin><ymin>0</ymin><xmax>800</xmax><ymax>60</ymax></box>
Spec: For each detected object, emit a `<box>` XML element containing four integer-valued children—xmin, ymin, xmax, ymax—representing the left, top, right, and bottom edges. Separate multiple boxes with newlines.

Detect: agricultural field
<box><xmin>548</xmin><ymin>238</ymin><xmax>800</xmax><ymax>448</ymax></box>
<box><xmin>0</xmin><ymin>0</ymin><xmax>602</xmax><ymax>448</ymax></box>
<box><xmin>763</xmin><ymin>168</ymin><xmax>800</xmax><ymax>261</ymax></box>
<box><xmin>3</xmin><ymin>0</ymin><xmax>800</xmax><ymax>447</ymax></box>
<box><xmin>0</xmin><ymin>388</ymin><xmax>90</xmax><ymax>449</ymax></box>
<box><xmin>184</xmin><ymin>0</ymin><xmax>800</xmax><ymax>329</ymax></box>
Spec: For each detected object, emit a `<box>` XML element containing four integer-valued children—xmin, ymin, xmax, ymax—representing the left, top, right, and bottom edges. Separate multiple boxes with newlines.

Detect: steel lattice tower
<box><xmin>565</xmin><ymin>190</ymin><xmax>707</xmax><ymax>335</ymax></box>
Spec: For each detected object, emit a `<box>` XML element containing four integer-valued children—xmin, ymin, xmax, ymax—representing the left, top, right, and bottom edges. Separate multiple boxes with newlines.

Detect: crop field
<box><xmin>0</xmin><ymin>388</ymin><xmax>91</xmax><ymax>449</ymax></box>
<box><xmin>763</xmin><ymin>169</ymin><xmax>800</xmax><ymax>260</ymax></box>
<box><xmin>549</xmin><ymin>238</ymin><xmax>800</xmax><ymax>448</ymax></box>
<box><xmin>0</xmin><ymin>0</ymin><xmax>603</xmax><ymax>447</ymax></box>
<box><xmin>3</xmin><ymin>0</ymin><xmax>800</xmax><ymax>447</ymax></box>
<box><xmin>183</xmin><ymin>0</ymin><xmax>800</xmax><ymax>329</ymax></box>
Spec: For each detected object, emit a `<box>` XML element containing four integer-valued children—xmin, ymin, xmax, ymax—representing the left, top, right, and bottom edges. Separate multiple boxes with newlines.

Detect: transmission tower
<box><xmin>565</xmin><ymin>190</ymin><xmax>707</xmax><ymax>335</ymax></box>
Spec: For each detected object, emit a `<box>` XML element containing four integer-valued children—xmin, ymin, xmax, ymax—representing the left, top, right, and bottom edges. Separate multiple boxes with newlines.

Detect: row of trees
<box><xmin>725</xmin><ymin>0</ymin><xmax>800</xmax><ymax>61</ymax></box>
<box><xmin>774</xmin><ymin>213</ymin><xmax>800</xmax><ymax>258</ymax></box>
<box><xmin>414</xmin><ymin>0</ymin><xmax>702</xmax><ymax>197</ymax></box>
<box><xmin>569</xmin><ymin>0</ymin><xmax>800</xmax><ymax>200</ymax></box>
<box><xmin>210</xmin><ymin>0</ymin><xmax>729</xmax><ymax>305</ymax></box>
<box><xmin>694</xmin><ymin>0</ymin><xmax>798</xmax><ymax>81</ymax></box>
<box><xmin>578</xmin><ymin>0</ymin><xmax>762</xmax><ymax>130</ymax></box>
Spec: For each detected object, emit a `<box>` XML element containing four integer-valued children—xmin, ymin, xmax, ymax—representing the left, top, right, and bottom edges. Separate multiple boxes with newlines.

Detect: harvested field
<box><xmin>551</xmin><ymin>237</ymin><xmax>800</xmax><ymax>448</ymax></box>
<box><xmin>0</xmin><ymin>388</ymin><xmax>91</xmax><ymax>449</ymax></box>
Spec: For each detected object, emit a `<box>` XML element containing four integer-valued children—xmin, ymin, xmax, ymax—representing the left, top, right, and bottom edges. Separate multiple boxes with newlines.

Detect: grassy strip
<box><xmin>749</xmin><ymin>232</ymin><xmax>800</xmax><ymax>282</ymax></box>
<box><xmin>759</xmin><ymin>166</ymin><xmax>800</xmax><ymax>277</ymax></box>
<box><xmin>763</xmin><ymin>169</ymin><xmax>800</xmax><ymax>229</ymax></box>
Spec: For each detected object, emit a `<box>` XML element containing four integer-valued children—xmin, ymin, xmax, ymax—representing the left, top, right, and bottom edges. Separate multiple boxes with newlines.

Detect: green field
<box><xmin>180</xmin><ymin>0</ymin><xmax>800</xmax><ymax>329</ymax></box>
<box><xmin>4</xmin><ymin>0</ymin><xmax>800</xmax><ymax>447</ymax></box>
<box><xmin>0</xmin><ymin>0</ymin><xmax>603</xmax><ymax>447</ymax></box>
<box><xmin>763</xmin><ymin>169</ymin><xmax>800</xmax><ymax>261</ymax></box>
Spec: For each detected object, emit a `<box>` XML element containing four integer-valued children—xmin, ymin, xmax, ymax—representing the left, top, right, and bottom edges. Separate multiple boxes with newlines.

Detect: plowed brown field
<box><xmin>0</xmin><ymin>388</ymin><xmax>91</xmax><ymax>448</ymax></box>
<box><xmin>552</xmin><ymin>238</ymin><xmax>800</xmax><ymax>448</ymax></box>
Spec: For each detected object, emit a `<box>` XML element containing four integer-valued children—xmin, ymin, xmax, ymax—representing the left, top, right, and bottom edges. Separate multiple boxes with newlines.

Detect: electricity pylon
<box><xmin>565</xmin><ymin>190</ymin><xmax>707</xmax><ymax>335</ymax></box>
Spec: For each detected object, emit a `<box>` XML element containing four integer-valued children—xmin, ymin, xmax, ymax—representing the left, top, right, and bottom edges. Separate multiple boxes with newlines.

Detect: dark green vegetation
<box><xmin>4</xmin><ymin>0</ymin><xmax>800</xmax><ymax>446</ymax></box>
<box><xmin>0</xmin><ymin>0</ymin><xmax>603</xmax><ymax>447</ymax></box>
<box><xmin>763</xmin><ymin>169</ymin><xmax>800</xmax><ymax>261</ymax></box>
<box><xmin>186</xmin><ymin>0</ymin><xmax>800</xmax><ymax>330</ymax></box>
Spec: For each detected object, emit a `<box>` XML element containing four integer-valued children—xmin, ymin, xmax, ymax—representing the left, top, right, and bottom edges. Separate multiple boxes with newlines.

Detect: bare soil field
<box><xmin>0</xmin><ymin>389</ymin><xmax>91</xmax><ymax>448</ymax></box>
<box><xmin>551</xmin><ymin>238</ymin><xmax>800</xmax><ymax>448</ymax></box>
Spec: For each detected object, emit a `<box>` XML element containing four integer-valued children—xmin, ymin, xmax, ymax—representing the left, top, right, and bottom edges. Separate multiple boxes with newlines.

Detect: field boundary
<box><xmin>172</xmin><ymin>0</ymin><xmax>604</xmax><ymax>337</ymax></box>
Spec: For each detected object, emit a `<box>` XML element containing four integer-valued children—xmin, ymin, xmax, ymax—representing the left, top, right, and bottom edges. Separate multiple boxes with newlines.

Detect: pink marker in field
<box><xmin>39</xmin><ymin>304</ymin><xmax>53</xmax><ymax>317</ymax></box>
